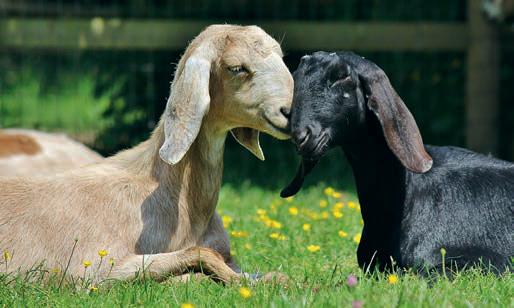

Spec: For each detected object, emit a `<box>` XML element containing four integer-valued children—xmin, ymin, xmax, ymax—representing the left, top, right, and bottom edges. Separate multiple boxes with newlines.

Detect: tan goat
<box><xmin>0</xmin><ymin>129</ymin><xmax>102</xmax><ymax>177</ymax></box>
<box><xmin>0</xmin><ymin>25</ymin><xmax>293</xmax><ymax>284</ymax></box>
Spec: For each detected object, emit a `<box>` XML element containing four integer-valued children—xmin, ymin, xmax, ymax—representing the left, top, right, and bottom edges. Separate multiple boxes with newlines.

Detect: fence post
<box><xmin>466</xmin><ymin>0</ymin><xmax>499</xmax><ymax>155</ymax></box>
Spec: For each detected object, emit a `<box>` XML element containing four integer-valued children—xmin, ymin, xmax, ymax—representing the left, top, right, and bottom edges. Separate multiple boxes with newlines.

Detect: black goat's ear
<box><xmin>358</xmin><ymin>63</ymin><xmax>433</xmax><ymax>173</ymax></box>
<box><xmin>280</xmin><ymin>159</ymin><xmax>318</xmax><ymax>198</ymax></box>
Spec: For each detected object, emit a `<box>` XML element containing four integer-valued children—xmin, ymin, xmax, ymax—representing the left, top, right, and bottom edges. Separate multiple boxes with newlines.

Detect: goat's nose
<box><xmin>280</xmin><ymin>106</ymin><xmax>291</xmax><ymax>119</ymax></box>
<box><xmin>294</xmin><ymin>126</ymin><xmax>312</xmax><ymax>149</ymax></box>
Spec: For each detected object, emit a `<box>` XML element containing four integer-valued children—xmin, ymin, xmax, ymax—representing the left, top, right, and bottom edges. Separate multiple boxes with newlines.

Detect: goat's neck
<box><xmin>116</xmin><ymin>117</ymin><xmax>227</xmax><ymax>225</ymax></box>
<box><xmin>153</xmin><ymin>120</ymin><xmax>226</xmax><ymax>216</ymax></box>
<box><xmin>341</xmin><ymin>118</ymin><xmax>407</xmax><ymax>226</ymax></box>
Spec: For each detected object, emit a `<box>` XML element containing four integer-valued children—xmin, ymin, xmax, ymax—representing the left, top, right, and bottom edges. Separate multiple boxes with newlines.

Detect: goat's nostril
<box><xmin>280</xmin><ymin>107</ymin><xmax>291</xmax><ymax>119</ymax></box>
<box><xmin>295</xmin><ymin>128</ymin><xmax>310</xmax><ymax>148</ymax></box>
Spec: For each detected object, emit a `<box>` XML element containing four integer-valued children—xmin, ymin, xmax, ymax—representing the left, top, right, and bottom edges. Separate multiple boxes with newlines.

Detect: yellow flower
<box><xmin>338</xmin><ymin>230</ymin><xmax>348</xmax><ymax>238</ymax></box>
<box><xmin>302</xmin><ymin>223</ymin><xmax>311</xmax><ymax>232</ymax></box>
<box><xmin>288</xmin><ymin>207</ymin><xmax>299</xmax><ymax>216</ymax></box>
<box><xmin>332</xmin><ymin>191</ymin><xmax>342</xmax><ymax>199</ymax></box>
<box><xmin>244</xmin><ymin>243</ymin><xmax>253</xmax><ymax>250</ymax></box>
<box><xmin>321</xmin><ymin>211</ymin><xmax>329</xmax><ymax>220</ymax></box>
<box><xmin>3</xmin><ymin>250</ymin><xmax>11</xmax><ymax>262</ymax></box>
<box><xmin>98</xmin><ymin>249</ymin><xmax>108</xmax><ymax>258</ymax></box>
<box><xmin>319</xmin><ymin>200</ymin><xmax>328</xmax><ymax>208</ymax></box>
<box><xmin>83</xmin><ymin>260</ymin><xmax>92</xmax><ymax>268</ymax></box>
<box><xmin>307</xmin><ymin>245</ymin><xmax>320</xmax><ymax>252</ymax></box>
<box><xmin>348</xmin><ymin>201</ymin><xmax>358</xmax><ymax>209</ymax></box>
<box><xmin>230</xmin><ymin>230</ymin><xmax>249</xmax><ymax>238</ymax></box>
<box><xmin>108</xmin><ymin>258</ymin><xmax>115</xmax><ymax>266</ymax></box>
<box><xmin>387</xmin><ymin>274</ymin><xmax>399</xmax><ymax>284</ymax></box>
<box><xmin>285</xmin><ymin>196</ymin><xmax>294</xmax><ymax>203</ymax></box>
<box><xmin>353</xmin><ymin>233</ymin><xmax>361</xmax><ymax>244</ymax></box>
<box><xmin>90</xmin><ymin>285</ymin><xmax>98</xmax><ymax>292</ymax></box>
<box><xmin>332</xmin><ymin>211</ymin><xmax>343</xmax><ymax>219</ymax></box>
<box><xmin>239</xmin><ymin>287</ymin><xmax>252</xmax><ymax>299</ymax></box>
<box><xmin>51</xmin><ymin>267</ymin><xmax>60</xmax><ymax>274</ymax></box>
<box><xmin>267</xmin><ymin>220</ymin><xmax>282</xmax><ymax>229</ymax></box>
<box><xmin>222</xmin><ymin>215</ymin><xmax>233</xmax><ymax>228</ymax></box>
<box><xmin>181</xmin><ymin>303</ymin><xmax>195</xmax><ymax>308</ymax></box>
<box><xmin>256</xmin><ymin>209</ymin><xmax>266</xmax><ymax>216</ymax></box>
<box><xmin>269</xmin><ymin>232</ymin><xmax>286</xmax><ymax>240</ymax></box>
<box><xmin>333</xmin><ymin>202</ymin><xmax>344</xmax><ymax>210</ymax></box>
<box><xmin>324</xmin><ymin>187</ymin><xmax>335</xmax><ymax>196</ymax></box>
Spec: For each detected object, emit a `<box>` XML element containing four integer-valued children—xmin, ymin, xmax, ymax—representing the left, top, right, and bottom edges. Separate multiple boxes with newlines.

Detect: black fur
<box><xmin>283</xmin><ymin>51</ymin><xmax>514</xmax><ymax>273</ymax></box>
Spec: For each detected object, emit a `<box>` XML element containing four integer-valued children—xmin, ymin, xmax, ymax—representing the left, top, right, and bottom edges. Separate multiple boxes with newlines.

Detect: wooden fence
<box><xmin>1</xmin><ymin>0</ymin><xmax>511</xmax><ymax>155</ymax></box>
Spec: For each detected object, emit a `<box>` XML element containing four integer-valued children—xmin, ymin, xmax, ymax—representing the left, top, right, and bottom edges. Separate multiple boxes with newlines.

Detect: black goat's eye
<box><xmin>228</xmin><ymin>65</ymin><xmax>248</xmax><ymax>75</ymax></box>
<box><xmin>331</xmin><ymin>75</ymin><xmax>352</xmax><ymax>88</ymax></box>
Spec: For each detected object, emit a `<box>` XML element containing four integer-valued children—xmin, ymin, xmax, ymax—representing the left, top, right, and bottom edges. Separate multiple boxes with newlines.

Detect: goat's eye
<box><xmin>331</xmin><ymin>75</ymin><xmax>352</xmax><ymax>88</ymax></box>
<box><xmin>228</xmin><ymin>65</ymin><xmax>248</xmax><ymax>75</ymax></box>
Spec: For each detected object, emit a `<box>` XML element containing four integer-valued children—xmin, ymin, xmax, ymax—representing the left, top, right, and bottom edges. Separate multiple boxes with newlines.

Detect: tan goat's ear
<box><xmin>230</xmin><ymin>127</ymin><xmax>265</xmax><ymax>161</ymax></box>
<box><xmin>159</xmin><ymin>57</ymin><xmax>212</xmax><ymax>165</ymax></box>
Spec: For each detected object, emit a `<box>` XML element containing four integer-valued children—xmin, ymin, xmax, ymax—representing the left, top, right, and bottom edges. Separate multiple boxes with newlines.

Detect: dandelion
<box><xmin>181</xmin><ymin>303</ymin><xmax>195</xmax><ymax>308</ymax></box>
<box><xmin>244</xmin><ymin>243</ymin><xmax>252</xmax><ymax>250</ymax></box>
<box><xmin>302</xmin><ymin>223</ymin><xmax>311</xmax><ymax>232</ymax></box>
<box><xmin>239</xmin><ymin>287</ymin><xmax>252</xmax><ymax>299</ymax></box>
<box><xmin>2</xmin><ymin>250</ymin><xmax>10</xmax><ymax>262</ymax></box>
<box><xmin>321</xmin><ymin>211</ymin><xmax>329</xmax><ymax>220</ymax></box>
<box><xmin>332</xmin><ymin>191</ymin><xmax>342</xmax><ymax>199</ymax></box>
<box><xmin>230</xmin><ymin>230</ymin><xmax>249</xmax><ymax>238</ymax></box>
<box><xmin>346</xmin><ymin>274</ymin><xmax>358</xmax><ymax>287</ymax></box>
<box><xmin>324</xmin><ymin>187</ymin><xmax>335</xmax><ymax>196</ymax></box>
<box><xmin>338</xmin><ymin>230</ymin><xmax>348</xmax><ymax>238</ymax></box>
<box><xmin>89</xmin><ymin>285</ymin><xmax>98</xmax><ymax>292</ymax></box>
<box><xmin>333</xmin><ymin>202</ymin><xmax>344</xmax><ymax>210</ymax></box>
<box><xmin>256</xmin><ymin>209</ymin><xmax>266</xmax><ymax>216</ymax></box>
<box><xmin>222</xmin><ymin>215</ymin><xmax>233</xmax><ymax>228</ymax></box>
<box><xmin>319</xmin><ymin>199</ymin><xmax>328</xmax><ymax>208</ymax></box>
<box><xmin>269</xmin><ymin>232</ymin><xmax>286</xmax><ymax>240</ymax></box>
<box><xmin>332</xmin><ymin>211</ymin><xmax>343</xmax><ymax>219</ymax></box>
<box><xmin>266</xmin><ymin>220</ymin><xmax>282</xmax><ymax>229</ymax></box>
<box><xmin>353</xmin><ymin>233</ymin><xmax>361</xmax><ymax>244</ymax></box>
<box><xmin>98</xmin><ymin>249</ymin><xmax>108</xmax><ymax>258</ymax></box>
<box><xmin>387</xmin><ymin>274</ymin><xmax>399</xmax><ymax>284</ymax></box>
<box><xmin>288</xmin><ymin>207</ymin><xmax>299</xmax><ymax>216</ymax></box>
<box><xmin>51</xmin><ymin>267</ymin><xmax>60</xmax><ymax>274</ymax></box>
<box><xmin>108</xmin><ymin>258</ymin><xmax>115</xmax><ymax>266</ymax></box>
<box><xmin>307</xmin><ymin>245</ymin><xmax>320</xmax><ymax>252</ymax></box>
<box><xmin>83</xmin><ymin>260</ymin><xmax>92</xmax><ymax>268</ymax></box>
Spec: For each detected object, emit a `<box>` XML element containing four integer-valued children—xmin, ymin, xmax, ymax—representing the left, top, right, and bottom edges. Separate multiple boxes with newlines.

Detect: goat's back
<box><xmin>400</xmin><ymin>145</ymin><xmax>513</xmax><ymax>271</ymax></box>
<box><xmin>0</xmin><ymin>129</ymin><xmax>102</xmax><ymax>177</ymax></box>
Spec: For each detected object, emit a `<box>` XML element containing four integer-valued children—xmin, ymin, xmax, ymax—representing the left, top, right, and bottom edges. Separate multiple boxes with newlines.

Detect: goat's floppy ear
<box><xmin>358</xmin><ymin>63</ymin><xmax>433</xmax><ymax>173</ymax></box>
<box><xmin>231</xmin><ymin>128</ymin><xmax>265</xmax><ymax>161</ymax></box>
<box><xmin>159</xmin><ymin>56</ymin><xmax>212</xmax><ymax>165</ymax></box>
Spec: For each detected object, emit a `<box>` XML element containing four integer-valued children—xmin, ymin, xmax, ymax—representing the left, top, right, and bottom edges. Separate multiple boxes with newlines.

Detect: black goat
<box><xmin>282</xmin><ymin>51</ymin><xmax>513</xmax><ymax>273</ymax></box>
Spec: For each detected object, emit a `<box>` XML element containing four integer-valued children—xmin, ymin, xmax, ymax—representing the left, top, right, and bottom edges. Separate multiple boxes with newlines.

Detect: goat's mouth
<box><xmin>264</xmin><ymin>116</ymin><xmax>291</xmax><ymax>139</ymax></box>
<box><xmin>297</xmin><ymin>131</ymin><xmax>330</xmax><ymax>160</ymax></box>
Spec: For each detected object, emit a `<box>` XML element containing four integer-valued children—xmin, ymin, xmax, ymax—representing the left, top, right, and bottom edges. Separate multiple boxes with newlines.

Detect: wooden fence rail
<box><xmin>0</xmin><ymin>18</ymin><xmax>469</xmax><ymax>51</ymax></box>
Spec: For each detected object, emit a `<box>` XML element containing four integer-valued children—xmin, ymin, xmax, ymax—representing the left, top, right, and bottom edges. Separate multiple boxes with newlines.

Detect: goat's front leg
<box><xmin>109</xmin><ymin>247</ymin><xmax>240</xmax><ymax>283</ymax></box>
<box><xmin>201</xmin><ymin>213</ymin><xmax>289</xmax><ymax>284</ymax></box>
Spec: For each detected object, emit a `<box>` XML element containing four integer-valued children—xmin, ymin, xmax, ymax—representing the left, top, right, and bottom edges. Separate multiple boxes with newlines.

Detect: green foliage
<box><xmin>0</xmin><ymin>185</ymin><xmax>512</xmax><ymax>307</ymax></box>
<box><xmin>0</xmin><ymin>63</ymin><xmax>114</xmax><ymax>135</ymax></box>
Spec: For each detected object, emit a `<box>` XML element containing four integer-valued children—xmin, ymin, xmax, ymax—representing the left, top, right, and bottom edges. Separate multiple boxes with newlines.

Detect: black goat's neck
<box><xmin>341</xmin><ymin>115</ymin><xmax>407</xmax><ymax>229</ymax></box>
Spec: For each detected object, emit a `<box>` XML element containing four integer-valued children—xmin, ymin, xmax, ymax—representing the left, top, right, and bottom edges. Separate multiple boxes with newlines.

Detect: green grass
<box><xmin>0</xmin><ymin>184</ymin><xmax>512</xmax><ymax>307</ymax></box>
